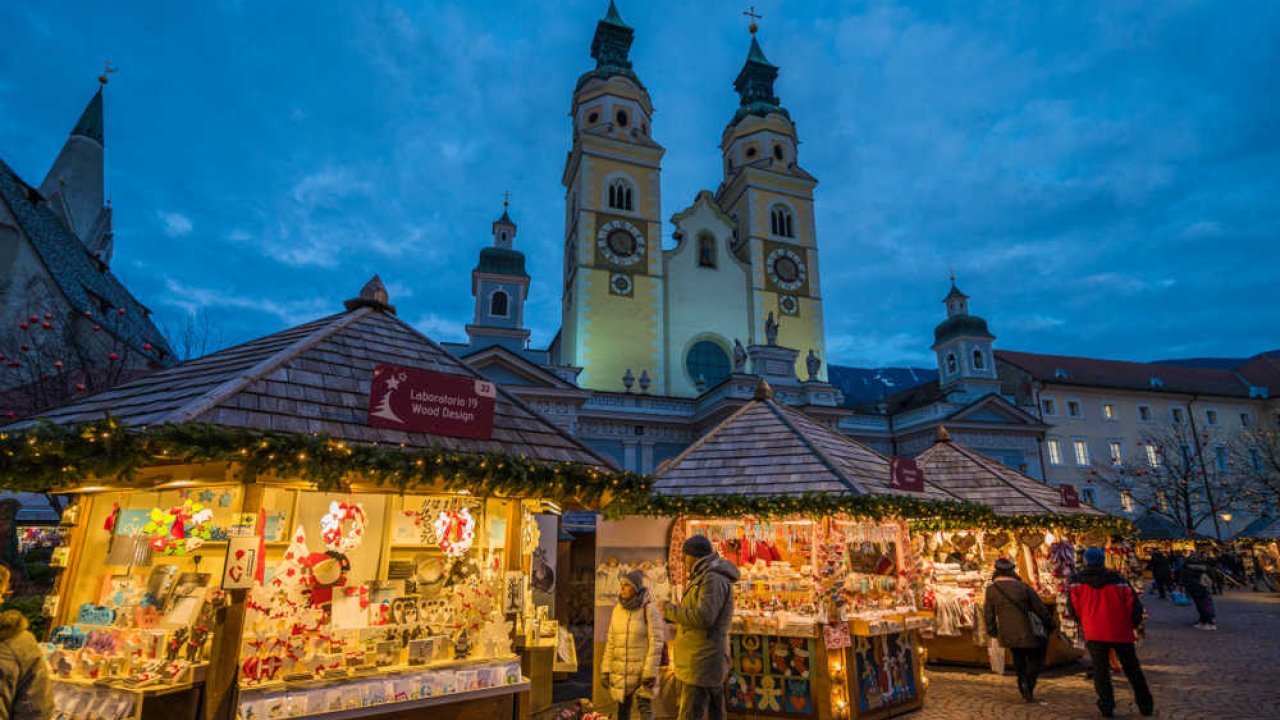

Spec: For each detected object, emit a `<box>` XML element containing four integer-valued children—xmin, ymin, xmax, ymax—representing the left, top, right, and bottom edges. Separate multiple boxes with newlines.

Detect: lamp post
<box><xmin>1219</xmin><ymin>511</ymin><xmax>1234</xmax><ymax>542</ymax></box>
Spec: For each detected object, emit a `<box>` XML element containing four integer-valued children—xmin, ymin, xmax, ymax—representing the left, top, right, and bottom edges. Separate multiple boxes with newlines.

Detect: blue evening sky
<box><xmin>1</xmin><ymin>1</ymin><xmax>1276</xmax><ymax>367</ymax></box>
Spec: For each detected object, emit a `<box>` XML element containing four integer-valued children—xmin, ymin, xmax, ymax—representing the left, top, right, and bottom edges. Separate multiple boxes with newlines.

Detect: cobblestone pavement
<box><xmin>913</xmin><ymin>590</ymin><xmax>1280</xmax><ymax>719</ymax></box>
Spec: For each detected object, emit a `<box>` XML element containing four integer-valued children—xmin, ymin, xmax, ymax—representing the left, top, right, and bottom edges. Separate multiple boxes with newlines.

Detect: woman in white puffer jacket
<box><xmin>602</xmin><ymin>570</ymin><xmax>664</xmax><ymax>720</ymax></box>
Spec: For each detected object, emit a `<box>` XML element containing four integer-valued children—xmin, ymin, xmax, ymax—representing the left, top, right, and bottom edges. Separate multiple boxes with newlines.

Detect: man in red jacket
<box><xmin>1068</xmin><ymin>547</ymin><xmax>1154</xmax><ymax>718</ymax></box>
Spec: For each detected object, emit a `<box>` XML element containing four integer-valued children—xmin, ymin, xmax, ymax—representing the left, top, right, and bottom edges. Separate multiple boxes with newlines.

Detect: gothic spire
<box><xmin>71</xmin><ymin>86</ymin><xmax>105</xmax><ymax>145</ymax></box>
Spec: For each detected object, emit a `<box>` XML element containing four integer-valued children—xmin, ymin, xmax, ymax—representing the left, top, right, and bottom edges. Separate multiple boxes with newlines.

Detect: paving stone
<box><xmin>912</xmin><ymin>590</ymin><xmax>1280</xmax><ymax>719</ymax></box>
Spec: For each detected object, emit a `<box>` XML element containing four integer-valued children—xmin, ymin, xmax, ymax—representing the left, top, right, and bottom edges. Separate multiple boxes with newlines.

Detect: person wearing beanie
<box><xmin>662</xmin><ymin>534</ymin><xmax>740</xmax><ymax>720</ymax></box>
<box><xmin>983</xmin><ymin>557</ymin><xmax>1056</xmax><ymax>702</ymax></box>
<box><xmin>602</xmin><ymin>569</ymin><xmax>663</xmax><ymax>720</ymax></box>
<box><xmin>1178</xmin><ymin>551</ymin><xmax>1218</xmax><ymax>629</ymax></box>
<box><xmin>1068</xmin><ymin>547</ymin><xmax>1154</xmax><ymax>717</ymax></box>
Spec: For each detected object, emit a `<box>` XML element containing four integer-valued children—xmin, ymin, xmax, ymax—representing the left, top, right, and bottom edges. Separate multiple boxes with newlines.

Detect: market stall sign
<box><xmin>367</xmin><ymin>364</ymin><xmax>497</xmax><ymax>440</ymax></box>
<box><xmin>1060</xmin><ymin>484</ymin><xmax>1081</xmax><ymax>508</ymax></box>
<box><xmin>889</xmin><ymin>456</ymin><xmax>925</xmax><ymax>493</ymax></box>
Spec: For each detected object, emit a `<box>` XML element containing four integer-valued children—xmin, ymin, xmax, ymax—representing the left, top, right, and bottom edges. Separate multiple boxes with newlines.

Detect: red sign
<box><xmin>890</xmin><ymin>456</ymin><xmax>925</xmax><ymax>492</ymax></box>
<box><xmin>367</xmin><ymin>364</ymin><xmax>497</xmax><ymax>440</ymax></box>
<box><xmin>1060</xmin><ymin>484</ymin><xmax>1081</xmax><ymax>508</ymax></box>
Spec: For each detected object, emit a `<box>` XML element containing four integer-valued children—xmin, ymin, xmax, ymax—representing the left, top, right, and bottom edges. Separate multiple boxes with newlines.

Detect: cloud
<box><xmin>158</xmin><ymin>211</ymin><xmax>193</xmax><ymax>238</ymax></box>
<box><xmin>159</xmin><ymin>276</ymin><xmax>330</xmax><ymax>327</ymax></box>
<box><xmin>412</xmin><ymin>313</ymin><xmax>466</xmax><ymax>342</ymax></box>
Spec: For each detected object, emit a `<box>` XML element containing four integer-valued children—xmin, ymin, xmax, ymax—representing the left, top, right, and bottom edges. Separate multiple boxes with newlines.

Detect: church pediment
<box><xmin>947</xmin><ymin>394</ymin><xmax>1043</xmax><ymax>426</ymax></box>
<box><xmin>462</xmin><ymin>345</ymin><xmax>577</xmax><ymax>390</ymax></box>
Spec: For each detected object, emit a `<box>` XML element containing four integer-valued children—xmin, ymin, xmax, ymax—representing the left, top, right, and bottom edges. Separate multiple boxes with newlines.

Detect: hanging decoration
<box><xmin>434</xmin><ymin>507</ymin><xmax>476</xmax><ymax>557</ymax></box>
<box><xmin>141</xmin><ymin>499</ymin><xmax>213</xmax><ymax>555</ymax></box>
<box><xmin>319</xmin><ymin>501</ymin><xmax>366</xmax><ymax>553</ymax></box>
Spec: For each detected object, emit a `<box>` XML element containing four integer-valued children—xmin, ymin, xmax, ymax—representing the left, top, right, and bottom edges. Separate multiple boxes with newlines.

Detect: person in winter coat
<box><xmin>662</xmin><ymin>535</ymin><xmax>740</xmax><ymax>720</ymax></box>
<box><xmin>1146</xmin><ymin>550</ymin><xmax>1172</xmax><ymax>599</ymax></box>
<box><xmin>1252</xmin><ymin>553</ymin><xmax>1277</xmax><ymax>592</ymax></box>
<box><xmin>983</xmin><ymin>557</ymin><xmax>1056</xmax><ymax>702</ymax></box>
<box><xmin>602</xmin><ymin>570</ymin><xmax>664</xmax><ymax>720</ymax></box>
<box><xmin>1068</xmin><ymin>547</ymin><xmax>1154</xmax><ymax>718</ymax></box>
<box><xmin>1178</xmin><ymin>552</ymin><xmax>1217</xmax><ymax>629</ymax></box>
<box><xmin>0</xmin><ymin>565</ymin><xmax>53</xmax><ymax>720</ymax></box>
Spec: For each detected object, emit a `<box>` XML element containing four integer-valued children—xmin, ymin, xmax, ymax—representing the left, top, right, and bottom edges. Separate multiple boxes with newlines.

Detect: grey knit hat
<box><xmin>620</xmin><ymin>569</ymin><xmax>647</xmax><ymax>591</ymax></box>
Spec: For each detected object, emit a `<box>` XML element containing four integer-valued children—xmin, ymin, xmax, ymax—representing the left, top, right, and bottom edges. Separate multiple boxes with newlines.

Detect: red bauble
<box><xmin>117</xmin><ymin>308</ymin><xmax>126</xmax><ymax>315</ymax></box>
<box><xmin>18</xmin><ymin>323</ymin><xmax>28</xmax><ymax>330</ymax></box>
<box><xmin>27</xmin><ymin>315</ymin><xmax>37</xmax><ymax>323</ymax></box>
<box><xmin>108</xmin><ymin>352</ymin><xmax>119</xmax><ymax>361</ymax></box>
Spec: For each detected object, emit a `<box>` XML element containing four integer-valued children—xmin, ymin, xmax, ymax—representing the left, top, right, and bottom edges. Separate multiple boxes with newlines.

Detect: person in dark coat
<box><xmin>1146</xmin><ymin>550</ymin><xmax>1172</xmax><ymax>599</ymax></box>
<box><xmin>1178</xmin><ymin>552</ymin><xmax>1217</xmax><ymax>629</ymax></box>
<box><xmin>662</xmin><ymin>535</ymin><xmax>740</xmax><ymax>720</ymax></box>
<box><xmin>983</xmin><ymin>558</ymin><xmax>1056</xmax><ymax>702</ymax></box>
<box><xmin>0</xmin><ymin>565</ymin><xmax>53</xmax><ymax>720</ymax></box>
<box><xmin>1068</xmin><ymin>547</ymin><xmax>1154</xmax><ymax>718</ymax></box>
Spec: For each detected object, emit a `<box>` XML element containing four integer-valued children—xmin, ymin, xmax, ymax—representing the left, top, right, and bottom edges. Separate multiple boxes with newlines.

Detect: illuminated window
<box><xmin>1120</xmin><ymin>490</ymin><xmax>1134</xmax><ymax>512</ymax></box>
<box><xmin>1073</xmin><ymin>439</ymin><xmax>1090</xmax><ymax>466</ymax></box>
<box><xmin>1157</xmin><ymin>491</ymin><xmax>1169</xmax><ymax>511</ymax></box>
<box><xmin>1109</xmin><ymin>441</ymin><xmax>1124</xmax><ymax>465</ymax></box>
<box><xmin>1103</xmin><ymin>403</ymin><xmax>1116</xmax><ymax>420</ymax></box>
<box><xmin>1047</xmin><ymin>439</ymin><xmax>1063</xmax><ymax>466</ymax></box>
<box><xmin>1146</xmin><ymin>445</ymin><xmax>1160</xmax><ymax>467</ymax></box>
<box><xmin>770</xmin><ymin>205</ymin><xmax>795</xmax><ymax>238</ymax></box>
<box><xmin>686</xmin><ymin>341</ymin><xmax>731</xmax><ymax>389</ymax></box>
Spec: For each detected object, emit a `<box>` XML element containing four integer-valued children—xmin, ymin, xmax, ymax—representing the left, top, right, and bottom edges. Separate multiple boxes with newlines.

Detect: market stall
<box><xmin>599</xmin><ymin>383</ymin><xmax>971</xmax><ymax>720</ymax></box>
<box><xmin>913</xmin><ymin>431</ymin><xmax>1124</xmax><ymax>668</ymax></box>
<box><xmin>1</xmin><ymin>281</ymin><xmax>634</xmax><ymax>720</ymax></box>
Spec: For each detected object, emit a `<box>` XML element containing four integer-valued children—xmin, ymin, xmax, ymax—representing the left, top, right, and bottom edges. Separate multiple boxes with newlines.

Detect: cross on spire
<box><xmin>743</xmin><ymin>6</ymin><xmax>762</xmax><ymax>34</ymax></box>
<box><xmin>502</xmin><ymin>190</ymin><xmax>511</xmax><ymax>208</ymax></box>
<box><xmin>98</xmin><ymin>60</ymin><xmax>117</xmax><ymax>85</ymax></box>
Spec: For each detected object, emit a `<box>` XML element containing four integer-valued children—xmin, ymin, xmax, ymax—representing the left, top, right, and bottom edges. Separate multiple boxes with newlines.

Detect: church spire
<box><xmin>581</xmin><ymin>1</ymin><xmax>641</xmax><ymax>89</ymax></box>
<box><xmin>492</xmin><ymin>193</ymin><xmax>517</xmax><ymax>250</ymax></box>
<box><xmin>40</xmin><ymin>77</ymin><xmax>108</xmax><ymax>249</ymax></box>
<box><xmin>731</xmin><ymin>29</ymin><xmax>787</xmax><ymax>125</ymax></box>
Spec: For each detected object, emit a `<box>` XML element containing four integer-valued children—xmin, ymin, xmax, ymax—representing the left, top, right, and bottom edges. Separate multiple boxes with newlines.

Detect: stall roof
<box><xmin>1132</xmin><ymin>513</ymin><xmax>1214</xmax><ymax>541</ymax></box>
<box><xmin>651</xmin><ymin>382</ymin><xmax>959</xmax><ymax>500</ymax></box>
<box><xmin>915</xmin><ymin>431</ymin><xmax>1107</xmax><ymax>516</ymax></box>
<box><xmin>9</xmin><ymin>279</ymin><xmax>615</xmax><ymax>470</ymax></box>
<box><xmin>1233</xmin><ymin>515</ymin><xmax>1280</xmax><ymax>541</ymax></box>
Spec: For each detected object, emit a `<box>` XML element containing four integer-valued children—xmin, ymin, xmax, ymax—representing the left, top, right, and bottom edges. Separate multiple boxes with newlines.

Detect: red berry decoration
<box><xmin>28</xmin><ymin>315</ymin><xmax>37</xmax><ymax>323</ymax></box>
<box><xmin>84</xmin><ymin>310</ymin><xmax>93</xmax><ymax>318</ymax></box>
<box><xmin>53</xmin><ymin>361</ymin><xmax>63</xmax><ymax>369</ymax></box>
<box><xmin>19</xmin><ymin>344</ymin><xmax>29</xmax><ymax>352</ymax></box>
<box><xmin>41</xmin><ymin>322</ymin><xmax>52</xmax><ymax>329</ymax></box>
<box><xmin>43</xmin><ymin>313</ymin><xmax>52</xmax><ymax>320</ymax></box>
<box><xmin>75</xmin><ymin>384</ymin><xmax>86</xmax><ymax>392</ymax></box>
<box><xmin>143</xmin><ymin>342</ymin><xmax>153</xmax><ymax>351</ymax></box>
<box><xmin>117</xmin><ymin>308</ymin><xmax>126</xmax><ymax>315</ymax></box>
<box><xmin>108</xmin><ymin>352</ymin><xmax>119</xmax><ymax>361</ymax></box>
<box><xmin>5</xmin><ymin>362</ymin><xmax>17</xmax><ymax>368</ymax></box>
<box><xmin>93</xmin><ymin>325</ymin><xmax>101</xmax><ymax>332</ymax></box>
<box><xmin>18</xmin><ymin>323</ymin><xmax>27</xmax><ymax>330</ymax></box>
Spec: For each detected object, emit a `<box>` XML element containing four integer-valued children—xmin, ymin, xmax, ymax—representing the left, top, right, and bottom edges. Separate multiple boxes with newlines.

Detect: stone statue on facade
<box><xmin>733</xmin><ymin>339</ymin><xmax>747</xmax><ymax>373</ymax></box>
<box><xmin>765</xmin><ymin>312</ymin><xmax>779</xmax><ymax>346</ymax></box>
<box><xmin>805</xmin><ymin>349</ymin><xmax>822</xmax><ymax>381</ymax></box>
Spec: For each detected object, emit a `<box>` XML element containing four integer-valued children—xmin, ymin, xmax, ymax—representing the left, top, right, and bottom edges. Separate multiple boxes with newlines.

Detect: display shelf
<box><xmin>256</xmin><ymin>681</ymin><xmax>529</xmax><ymax>720</ymax></box>
<box><xmin>238</xmin><ymin>655</ymin><xmax>520</xmax><ymax>694</ymax></box>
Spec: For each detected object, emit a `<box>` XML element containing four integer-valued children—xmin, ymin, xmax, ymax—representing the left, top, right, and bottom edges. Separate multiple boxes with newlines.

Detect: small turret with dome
<box><xmin>931</xmin><ymin>274</ymin><xmax>1000</xmax><ymax>400</ymax></box>
<box><xmin>467</xmin><ymin>196</ymin><xmax>531</xmax><ymax>353</ymax></box>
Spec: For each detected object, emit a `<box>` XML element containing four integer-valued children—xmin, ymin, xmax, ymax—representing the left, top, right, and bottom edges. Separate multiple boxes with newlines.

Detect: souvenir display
<box><xmin>666</xmin><ymin>516</ymin><xmax>928</xmax><ymax>720</ymax></box>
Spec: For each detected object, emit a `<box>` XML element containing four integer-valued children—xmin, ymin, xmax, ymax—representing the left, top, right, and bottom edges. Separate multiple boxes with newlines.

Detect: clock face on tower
<box><xmin>766</xmin><ymin>247</ymin><xmax>807</xmax><ymax>292</ymax></box>
<box><xmin>596</xmin><ymin>220</ymin><xmax>645</xmax><ymax>267</ymax></box>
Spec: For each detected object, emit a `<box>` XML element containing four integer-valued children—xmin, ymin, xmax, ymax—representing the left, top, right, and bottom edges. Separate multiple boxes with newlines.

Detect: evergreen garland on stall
<box><xmin>0</xmin><ymin>416</ymin><xmax>649</xmax><ymax>504</ymax></box>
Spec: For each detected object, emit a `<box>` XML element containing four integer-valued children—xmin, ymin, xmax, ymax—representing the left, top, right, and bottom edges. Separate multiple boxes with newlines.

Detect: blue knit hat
<box><xmin>682</xmin><ymin>534</ymin><xmax>713</xmax><ymax>558</ymax></box>
<box><xmin>1084</xmin><ymin>547</ymin><xmax>1106</xmax><ymax>567</ymax></box>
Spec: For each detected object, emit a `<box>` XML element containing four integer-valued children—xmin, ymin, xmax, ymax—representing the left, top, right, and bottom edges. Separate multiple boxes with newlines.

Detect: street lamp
<box><xmin>1219</xmin><ymin>511</ymin><xmax>1234</xmax><ymax>541</ymax></box>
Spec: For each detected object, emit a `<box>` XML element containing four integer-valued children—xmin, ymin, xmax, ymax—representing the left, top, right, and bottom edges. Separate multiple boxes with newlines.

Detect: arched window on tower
<box><xmin>946</xmin><ymin>353</ymin><xmax>958</xmax><ymax>374</ymax></box>
<box><xmin>972</xmin><ymin>349</ymin><xmax>986</xmax><ymax>370</ymax></box>
<box><xmin>697</xmin><ymin>232</ymin><xmax>716</xmax><ymax>268</ymax></box>
<box><xmin>770</xmin><ymin>205</ymin><xmax>794</xmax><ymax>238</ymax></box>
<box><xmin>489</xmin><ymin>290</ymin><xmax>510</xmax><ymax>318</ymax></box>
<box><xmin>607</xmin><ymin>178</ymin><xmax>634</xmax><ymax>212</ymax></box>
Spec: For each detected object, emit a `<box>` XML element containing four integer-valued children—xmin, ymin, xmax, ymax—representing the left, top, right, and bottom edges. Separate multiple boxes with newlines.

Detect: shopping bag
<box><xmin>988</xmin><ymin>638</ymin><xmax>1006</xmax><ymax>675</ymax></box>
<box><xmin>1170</xmin><ymin>590</ymin><xmax>1191</xmax><ymax>606</ymax></box>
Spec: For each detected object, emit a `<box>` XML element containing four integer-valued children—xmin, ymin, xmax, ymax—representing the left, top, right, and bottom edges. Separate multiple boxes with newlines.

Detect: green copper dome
<box><xmin>476</xmin><ymin>247</ymin><xmax>528</xmax><ymax>278</ymax></box>
<box><xmin>933</xmin><ymin>315</ymin><xmax>995</xmax><ymax>345</ymax></box>
<box><xmin>730</xmin><ymin>36</ymin><xmax>789</xmax><ymax>125</ymax></box>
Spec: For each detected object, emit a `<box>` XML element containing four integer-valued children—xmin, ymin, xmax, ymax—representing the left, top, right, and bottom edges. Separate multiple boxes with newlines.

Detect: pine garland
<box><xmin>613</xmin><ymin>492</ymin><xmax>1132</xmax><ymax>534</ymax></box>
<box><xmin>0</xmin><ymin>416</ymin><xmax>650</xmax><ymax>504</ymax></box>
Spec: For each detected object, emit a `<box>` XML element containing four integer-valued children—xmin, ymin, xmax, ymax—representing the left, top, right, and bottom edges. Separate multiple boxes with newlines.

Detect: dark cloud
<box><xmin>1</xmin><ymin>0</ymin><xmax>1275</xmax><ymax>366</ymax></box>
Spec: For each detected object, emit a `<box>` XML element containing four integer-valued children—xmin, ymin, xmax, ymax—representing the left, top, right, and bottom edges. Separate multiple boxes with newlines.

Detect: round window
<box><xmin>686</xmin><ymin>341</ymin><xmax>731</xmax><ymax>389</ymax></box>
<box><xmin>615</xmin><ymin>109</ymin><xmax>629</xmax><ymax>127</ymax></box>
<box><xmin>745</xmin><ymin>146</ymin><xmax>757</xmax><ymax>158</ymax></box>
<box><xmin>587</xmin><ymin>111</ymin><xmax>599</xmax><ymax>124</ymax></box>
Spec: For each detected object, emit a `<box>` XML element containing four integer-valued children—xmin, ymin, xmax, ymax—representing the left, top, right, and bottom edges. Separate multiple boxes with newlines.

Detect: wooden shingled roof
<box><xmin>12</xmin><ymin>288</ymin><xmax>615</xmax><ymax>470</ymax></box>
<box><xmin>651</xmin><ymin>382</ymin><xmax>959</xmax><ymax>501</ymax></box>
<box><xmin>915</xmin><ymin>431</ymin><xmax>1106</xmax><ymax>516</ymax></box>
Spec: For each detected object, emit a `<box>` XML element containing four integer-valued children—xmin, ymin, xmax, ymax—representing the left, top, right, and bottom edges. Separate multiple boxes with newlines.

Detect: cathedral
<box><xmin>442</xmin><ymin>2</ymin><xmax>1046</xmax><ymax>478</ymax></box>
